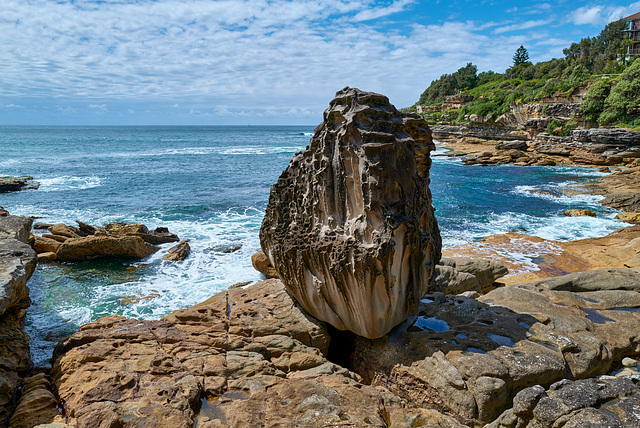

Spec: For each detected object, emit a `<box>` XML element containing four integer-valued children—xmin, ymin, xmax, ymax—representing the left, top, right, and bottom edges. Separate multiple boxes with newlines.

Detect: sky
<box><xmin>1</xmin><ymin>0</ymin><xmax>639</xmax><ymax>125</ymax></box>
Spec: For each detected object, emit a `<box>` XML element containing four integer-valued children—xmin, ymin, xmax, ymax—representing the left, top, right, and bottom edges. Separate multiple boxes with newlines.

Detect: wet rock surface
<box><xmin>260</xmin><ymin>87</ymin><xmax>441</xmax><ymax>338</ymax></box>
<box><xmin>0</xmin><ymin>214</ymin><xmax>37</xmax><ymax>427</ymax></box>
<box><xmin>162</xmin><ymin>239</ymin><xmax>191</xmax><ymax>261</ymax></box>
<box><xmin>346</xmin><ymin>268</ymin><xmax>640</xmax><ymax>426</ymax></box>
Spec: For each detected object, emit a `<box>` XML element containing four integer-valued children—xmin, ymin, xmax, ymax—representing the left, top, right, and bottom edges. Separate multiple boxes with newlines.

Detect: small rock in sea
<box><xmin>599</xmin><ymin>166</ymin><xmax>611</xmax><ymax>173</ymax></box>
<box><xmin>119</xmin><ymin>293</ymin><xmax>160</xmax><ymax>305</ymax></box>
<box><xmin>622</xmin><ymin>357</ymin><xmax>638</xmax><ymax>368</ymax></box>
<box><xmin>563</xmin><ymin>209</ymin><xmax>596</xmax><ymax>217</ymax></box>
<box><xmin>37</xmin><ymin>252</ymin><xmax>57</xmax><ymax>263</ymax></box>
<box><xmin>211</xmin><ymin>244</ymin><xmax>242</xmax><ymax>253</ymax></box>
<box><xmin>32</xmin><ymin>222</ymin><xmax>54</xmax><ymax>230</ymax></box>
<box><xmin>163</xmin><ymin>239</ymin><xmax>190</xmax><ymax>261</ymax></box>
<box><xmin>0</xmin><ymin>176</ymin><xmax>40</xmax><ymax>193</ymax></box>
<box><xmin>615</xmin><ymin>212</ymin><xmax>640</xmax><ymax>223</ymax></box>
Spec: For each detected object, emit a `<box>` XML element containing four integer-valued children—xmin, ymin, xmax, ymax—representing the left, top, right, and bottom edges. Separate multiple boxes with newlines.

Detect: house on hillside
<box><xmin>622</xmin><ymin>12</ymin><xmax>640</xmax><ymax>57</ymax></box>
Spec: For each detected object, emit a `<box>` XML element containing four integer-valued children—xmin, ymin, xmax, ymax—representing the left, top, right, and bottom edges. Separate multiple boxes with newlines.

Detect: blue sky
<box><xmin>1</xmin><ymin>0</ymin><xmax>639</xmax><ymax>125</ymax></box>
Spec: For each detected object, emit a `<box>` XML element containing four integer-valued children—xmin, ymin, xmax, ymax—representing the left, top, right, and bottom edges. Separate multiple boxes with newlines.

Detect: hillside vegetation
<box><xmin>413</xmin><ymin>20</ymin><xmax>640</xmax><ymax>131</ymax></box>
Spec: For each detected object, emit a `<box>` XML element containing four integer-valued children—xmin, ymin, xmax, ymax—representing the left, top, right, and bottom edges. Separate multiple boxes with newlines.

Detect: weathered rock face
<box><xmin>56</xmin><ymin>235</ymin><xmax>159</xmax><ymax>261</ymax></box>
<box><xmin>347</xmin><ymin>268</ymin><xmax>640</xmax><ymax>426</ymax></box>
<box><xmin>431</xmin><ymin>257</ymin><xmax>509</xmax><ymax>295</ymax></box>
<box><xmin>163</xmin><ymin>239</ymin><xmax>191</xmax><ymax>261</ymax></box>
<box><xmin>443</xmin><ymin>225</ymin><xmax>640</xmax><ymax>285</ymax></box>
<box><xmin>260</xmin><ymin>87</ymin><xmax>441</xmax><ymax>339</ymax></box>
<box><xmin>489</xmin><ymin>376</ymin><xmax>640</xmax><ymax>428</ymax></box>
<box><xmin>0</xmin><ymin>214</ymin><xmax>37</xmax><ymax>427</ymax></box>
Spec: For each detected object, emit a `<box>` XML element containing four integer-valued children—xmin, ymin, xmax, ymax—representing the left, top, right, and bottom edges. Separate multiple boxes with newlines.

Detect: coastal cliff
<box><xmin>0</xmin><ymin>213</ymin><xmax>37</xmax><ymax>426</ymax></box>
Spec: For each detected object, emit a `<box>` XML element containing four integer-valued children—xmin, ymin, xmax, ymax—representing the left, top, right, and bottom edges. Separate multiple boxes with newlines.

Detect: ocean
<box><xmin>0</xmin><ymin>126</ymin><xmax>624</xmax><ymax>365</ymax></box>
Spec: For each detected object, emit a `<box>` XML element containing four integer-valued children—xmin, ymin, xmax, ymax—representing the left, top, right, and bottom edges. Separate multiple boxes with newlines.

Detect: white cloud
<box><xmin>493</xmin><ymin>19</ymin><xmax>553</xmax><ymax>34</ymax></box>
<box><xmin>570</xmin><ymin>3</ymin><xmax>640</xmax><ymax>26</ymax></box>
<box><xmin>0</xmin><ymin>0</ymin><xmax>606</xmax><ymax>122</ymax></box>
<box><xmin>352</xmin><ymin>0</ymin><xmax>415</xmax><ymax>22</ymax></box>
<box><xmin>1</xmin><ymin>104</ymin><xmax>24</xmax><ymax>108</ymax></box>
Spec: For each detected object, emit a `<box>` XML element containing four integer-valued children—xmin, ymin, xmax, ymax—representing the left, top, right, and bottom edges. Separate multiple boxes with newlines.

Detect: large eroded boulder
<box><xmin>260</xmin><ymin>87</ymin><xmax>441</xmax><ymax>338</ymax></box>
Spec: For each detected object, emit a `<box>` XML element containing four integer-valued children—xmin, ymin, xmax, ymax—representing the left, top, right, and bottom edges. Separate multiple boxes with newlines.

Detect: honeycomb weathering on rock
<box><xmin>260</xmin><ymin>87</ymin><xmax>441</xmax><ymax>338</ymax></box>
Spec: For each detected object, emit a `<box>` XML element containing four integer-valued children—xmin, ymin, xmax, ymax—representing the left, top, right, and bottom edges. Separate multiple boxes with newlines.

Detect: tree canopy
<box><xmin>513</xmin><ymin>46</ymin><xmax>529</xmax><ymax>67</ymax></box>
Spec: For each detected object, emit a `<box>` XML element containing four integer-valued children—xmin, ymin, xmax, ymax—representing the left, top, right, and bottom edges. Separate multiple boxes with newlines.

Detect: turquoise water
<box><xmin>0</xmin><ymin>126</ymin><xmax>623</xmax><ymax>365</ymax></box>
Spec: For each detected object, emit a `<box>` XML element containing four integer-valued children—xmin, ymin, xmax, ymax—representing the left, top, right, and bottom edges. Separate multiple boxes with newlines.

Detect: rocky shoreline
<box><xmin>2</xmin><ymin>89</ymin><xmax>640</xmax><ymax>427</ymax></box>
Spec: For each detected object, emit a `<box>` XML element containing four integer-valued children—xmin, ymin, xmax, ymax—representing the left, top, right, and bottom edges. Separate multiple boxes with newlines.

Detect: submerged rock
<box><xmin>562</xmin><ymin>208</ymin><xmax>596</xmax><ymax>217</ymax></box>
<box><xmin>260</xmin><ymin>87</ymin><xmax>441</xmax><ymax>338</ymax></box>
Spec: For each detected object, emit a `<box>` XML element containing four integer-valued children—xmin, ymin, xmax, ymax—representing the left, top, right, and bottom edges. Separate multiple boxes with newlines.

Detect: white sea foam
<box><xmin>0</xmin><ymin>158</ymin><xmax>21</xmax><ymax>169</ymax></box>
<box><xmin>98</xmin><ymin>145</ymin><xmax>304</xmax><ymax>158</ymax></box>
<box><xmin>442</xmin><ymin>211</ymin><xmax>624</xmax><ymax>250</ymax></box>
<box><xmin>218</xmin><ymin>146</ymin><xmax>301</xmax><ymax>155</ymax></box>
<box><xmin>38</xmin><ymin>175</ymin><xmax>104</xmax><ymax>192</ymax></box>
<box><xmin>512</xmin><ymin>184</ymin><xmax>604</xmax><ymax>205</ymax></box>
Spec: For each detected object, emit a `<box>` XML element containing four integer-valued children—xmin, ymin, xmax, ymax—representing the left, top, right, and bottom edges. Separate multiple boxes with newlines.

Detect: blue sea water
<box><xmin>0</xmin><ymin>126</ymin><xmax>624</xmax><ymax>365</ymax></box>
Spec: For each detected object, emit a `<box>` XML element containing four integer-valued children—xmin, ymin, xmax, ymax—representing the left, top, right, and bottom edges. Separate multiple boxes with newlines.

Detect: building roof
<box><xmin>621</xmin><ymin>12</ymin><xmax>640</xmax><ymax>21</ymax></box>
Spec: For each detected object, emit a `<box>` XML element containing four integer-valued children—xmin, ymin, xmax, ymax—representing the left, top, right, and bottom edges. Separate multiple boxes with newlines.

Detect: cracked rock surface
<box><xmin>260</xmin><ymin>87</ymin><xmax>441</xmax><ymax>338</ymax></box>
<box><xmin>49</xmin><ymin>278</ymin><xmax>462</xmax><ymax>427</ymax></box>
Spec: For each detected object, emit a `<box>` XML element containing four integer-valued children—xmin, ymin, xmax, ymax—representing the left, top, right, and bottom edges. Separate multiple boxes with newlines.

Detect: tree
<box><xmin>513</xmin><ymin>45</ymin><xmax>529</xmax><ymax>67</ymax></box>
<box><xmin>580</xmin><ymin>79</ymin><xmax>609</xmax><ymax>122</ymax></box>
<box><xmin>455</xmin><ymin>63</ymin><xmax>478</xmax><ymax>90</ymax></box>
<box><xmin>600</xmin><ymin>59</ymin><xmax>640</xmax><ymax>124</ymax></box>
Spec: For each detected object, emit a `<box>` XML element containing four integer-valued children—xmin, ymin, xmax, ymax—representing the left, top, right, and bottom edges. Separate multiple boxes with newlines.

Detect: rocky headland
<box><xmin>2</xmin><ymin>88</ymin><xmax>640</xmax><ymax>427</ymax></box>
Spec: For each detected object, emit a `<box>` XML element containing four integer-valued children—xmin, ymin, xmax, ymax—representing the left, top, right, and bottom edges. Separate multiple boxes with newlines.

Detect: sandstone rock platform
<box><xmin>48</xmin><ymin>279</ymin><xmax>460</xmax><ymax>427</ymax></box>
